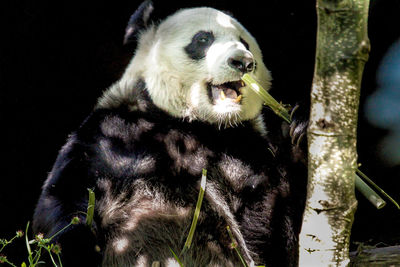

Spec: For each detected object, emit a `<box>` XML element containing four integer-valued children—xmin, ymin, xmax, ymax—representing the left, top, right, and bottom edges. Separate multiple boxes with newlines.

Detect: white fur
<box><xmin>97</xmin><ymin>7</ymin><xmax>271</xmax><ymax>128</ymax></box>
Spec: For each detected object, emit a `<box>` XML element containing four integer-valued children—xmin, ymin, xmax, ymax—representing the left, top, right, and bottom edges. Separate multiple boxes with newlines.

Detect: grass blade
<box><xmin>169</xmin><ymin>247</ymin><xmax>184</xmax><ymax>267</ymax></box>
<box><xmin>24</xmin><ymin>222</ymin><xmax>33</xmax><ymax>264</ymax></box>
<box><xmin>86</xmin><ymin>188</ymin><xmax>96</xmax><ymax>229</ymax></box>
<box><xmin>182</xmin><ymin>169</ymin><xmax>207</xmax><ymax>254</ymax></box>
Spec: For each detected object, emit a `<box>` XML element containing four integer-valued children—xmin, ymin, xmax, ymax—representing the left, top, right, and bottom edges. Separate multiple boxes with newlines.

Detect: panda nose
<box><xmin>227</xmin><ymin>55</ymin><xmax>255</xmax><ymax>73</ymax></box>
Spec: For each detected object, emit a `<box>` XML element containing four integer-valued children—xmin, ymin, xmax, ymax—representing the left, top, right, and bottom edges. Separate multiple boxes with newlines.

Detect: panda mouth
<box><xmin>208</xmin><ymin>80</ymin><xmax>245</xmax><ymax>104</ymax></box>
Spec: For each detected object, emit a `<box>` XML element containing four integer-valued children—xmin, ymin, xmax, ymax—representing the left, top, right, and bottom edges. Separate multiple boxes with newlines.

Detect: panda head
<box><xmin>99</xmin><ymin>1</ymin><xmax>271</xmax><ymax>127</ymax></box>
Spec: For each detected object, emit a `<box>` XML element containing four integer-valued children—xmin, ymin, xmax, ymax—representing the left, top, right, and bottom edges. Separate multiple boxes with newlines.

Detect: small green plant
<box><xmin>23</xmin><ymin>217</ymin><xmax>80</xmax><ymax>267</ymax></box>
<box><xmin>1</xmin><ymin>189</ymin><xmax>95</xmax><ymax>267</ymax></box>
<box><xmin>0</xmin><ymin>230</ymin><xmax>24</xmax><ymax>266</ymax></box>
<box><xmin>0</xmin><ymin>217</ymin><xmax>79</xmax><ymax>267</ymax></box>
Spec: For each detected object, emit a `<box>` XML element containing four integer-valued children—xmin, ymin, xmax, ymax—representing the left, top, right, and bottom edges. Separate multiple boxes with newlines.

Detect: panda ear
<box><xmin>123</xmin><ymin>0</ymin><xmax>154</xmax><ymax>45</ymax></box>
<box><xmin>221</xmin><ymin>10</ymin><xmax>234</xmax><ymax>17</ymax></box>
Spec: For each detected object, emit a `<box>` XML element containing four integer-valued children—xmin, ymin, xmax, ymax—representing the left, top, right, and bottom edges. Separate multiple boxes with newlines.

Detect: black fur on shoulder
<box><xmin>33</xmin><ymin>79</ymin><xmax>307</xmax><ymax>267</ymax></box>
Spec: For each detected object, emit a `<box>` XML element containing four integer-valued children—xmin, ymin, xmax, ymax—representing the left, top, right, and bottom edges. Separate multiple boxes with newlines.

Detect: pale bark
<box><xmin>298</xmin><ymin>0</ymin><xmax>370</xmax><ymax>266</ymax></box>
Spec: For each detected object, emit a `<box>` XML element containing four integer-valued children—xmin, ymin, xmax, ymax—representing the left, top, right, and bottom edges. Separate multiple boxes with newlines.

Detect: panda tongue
<box><xmin>223</xmin><ymin>88</ymin><xmax>238</xmax><ymax>99</ymax></box>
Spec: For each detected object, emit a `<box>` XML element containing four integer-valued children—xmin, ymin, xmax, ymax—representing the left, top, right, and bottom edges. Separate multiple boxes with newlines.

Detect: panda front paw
<box><xmin>288</xmin><ymin>104</ymin><xmax>308</xmax><ymax>163</ymax></box>
<box><xmin>289</xmin><ymin>104</ymin><xmax>308</xmax><ymax>148</ymax></box>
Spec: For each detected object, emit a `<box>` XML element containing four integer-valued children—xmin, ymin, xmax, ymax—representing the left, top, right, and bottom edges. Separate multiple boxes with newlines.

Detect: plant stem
<box><xmin>57</xmin><ymin>253</ymin><xmax>63</xmax><ymax>267</ymax></box>
<box><xmin>25</xmin><ymin>222</ymin><xmax>33</xmax><ymax>265</ymax></box>
<box><xmin>226</xmin><ymin>226</ymin><xmax>248</xmax><ymax>267</ymax></box>
<box><xmin>0</xmin><ymin>234</ymin><xmax>19</xmax><ymax>253</ymax></box>
<box><xmin>46</xmin><ymin>247</ymin><xmax>58</xmax><ymax>267</ymax></box>
<box><xmin>3</xmin><ymin>258</ymin><xmax>17</xmax><ymax>267</ymax></box>
<box><xmin>48</xmin><ymin>222</ymin><xmax>73</xmax><ymax>241</ymax></box>
<box><xmin>33</xmin><ymin>246</ymin><xmax>43</xmax><ymax>266</ymax></box>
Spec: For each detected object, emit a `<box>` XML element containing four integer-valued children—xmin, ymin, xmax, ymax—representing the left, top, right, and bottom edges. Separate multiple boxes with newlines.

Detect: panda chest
<box><xmin>155</xmin><ymin>128</ymin><xmax>213</xmax><ymax>176</ymax></box>
<box><xmin>97</xmin><ymin>116</ymin><xmax>270</xmax><ymax>194</ymax></box>
<box><xmin>153</xmin><ymin>126</ymin><xmax>271</xmax><ymax>193</ymax></box>
<box><xmin>97</xmin><ymin>122</ymin><xmax>270</xmax><ymax>263</ymax></box>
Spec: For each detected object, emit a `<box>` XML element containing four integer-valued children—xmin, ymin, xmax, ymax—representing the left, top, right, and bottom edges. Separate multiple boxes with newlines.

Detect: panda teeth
<box><xmin>220</xmin><ymin>90</ymin><xmax>226</xmax><ymax>100</ymax></box>
<box><xmin>209</xmin><ymin>80</ymin><xmax>245</xmax><ymax>104</ymax></box>
<box><xmin>234</xmin><ymin>95</ymin><xmax>242</xmax><ymax>103</ymax></box>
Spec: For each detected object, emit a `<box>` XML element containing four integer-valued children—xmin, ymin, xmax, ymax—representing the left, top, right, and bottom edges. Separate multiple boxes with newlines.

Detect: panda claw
<box><xmin>289</xmin><ymin>124</ymin><xmax>295</xmax><ymax>140</ymax></box>
<box><xmin>290</xmin><ymin>104</ymin><xmax>299</xmax><ymax>122</ymax></box>
<box><xmin>291</xmin><ymin>132</ymin><xmax>296</xmax><ymax>145</ymax></box>
<box><xmin>296</xmin><ymin>132</ymin><xmax>305</xmax><ymax>147</ymax></box>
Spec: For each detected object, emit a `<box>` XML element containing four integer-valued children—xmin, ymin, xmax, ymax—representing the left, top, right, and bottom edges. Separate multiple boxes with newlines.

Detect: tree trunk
<box><xmin>298</xmin><ymin>0</ymin><xmax>370</xmax><ymax>266</ymax></box>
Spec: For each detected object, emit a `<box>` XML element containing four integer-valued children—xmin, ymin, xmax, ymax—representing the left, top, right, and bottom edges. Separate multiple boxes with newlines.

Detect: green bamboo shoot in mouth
<box><xmin>241</xmin><ymin>74</ymin><xmax>291</xmax><ymax>123</ymax></box>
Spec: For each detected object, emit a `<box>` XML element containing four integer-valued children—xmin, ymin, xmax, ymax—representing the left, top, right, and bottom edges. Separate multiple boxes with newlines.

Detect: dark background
<box><xmin>1</xmin><ymin>0</ymin><xmax>400</xmax><ymax>263</ymax></box>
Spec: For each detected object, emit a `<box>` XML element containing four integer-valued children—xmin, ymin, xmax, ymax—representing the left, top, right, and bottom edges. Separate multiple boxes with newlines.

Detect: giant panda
<box><xmin>33</xmin><ymin>1</ymin><xmax>308</xmax><ymax>266</ymax></box>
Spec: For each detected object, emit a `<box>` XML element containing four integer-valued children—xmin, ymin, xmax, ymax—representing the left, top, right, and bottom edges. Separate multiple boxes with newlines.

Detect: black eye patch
<box><xmin>240</xmin><ymin>37</ymin><xmax>250</xmax><ymax>50</ymax></box>
<box><xmin>184</xmin><ymin>31</ymin><xmax>215</xmax><ymax>60</ymax></box>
